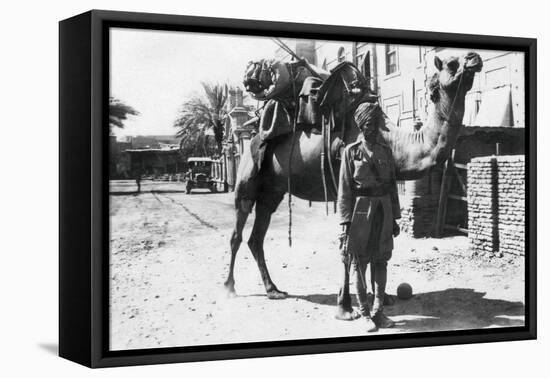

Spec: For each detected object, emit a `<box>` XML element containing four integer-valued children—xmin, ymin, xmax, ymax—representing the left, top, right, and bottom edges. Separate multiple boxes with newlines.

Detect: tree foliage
<box><xmin>174</xmin><ymin>82</ymin><xmax>228</xmax><ymax>157</ymax></box>
<box><xmin>109</xmin><ymin>97</ymin><xmax>139</xmax><ymax>131</ymax></box>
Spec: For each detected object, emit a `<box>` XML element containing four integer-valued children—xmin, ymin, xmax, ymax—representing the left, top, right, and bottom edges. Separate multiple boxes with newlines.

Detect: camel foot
<box><xmin>266</xmin><ymin>288</ymin><xmax>288</xmax><ymax>300</ymax></box>
<box><xmin>334</xmin><ymin>306</ymin><xmax>361</xmax><ymax>321</ymax></box>
<box><xmin>224</xmin><ymin>281</ymin><xmax>237</xmax><ymax>298</ymax></box>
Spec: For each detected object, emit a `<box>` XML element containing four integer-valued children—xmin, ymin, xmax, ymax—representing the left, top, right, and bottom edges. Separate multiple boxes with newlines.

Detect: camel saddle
<box><xmin>318</xmin><ymin>61</ymin><xmax>375</xmax><ymax>115</ymax></box>
<box><xmin>250</xmin><ymin>62</ymin><xmax>377</xmax><ymax>170</ymax></box>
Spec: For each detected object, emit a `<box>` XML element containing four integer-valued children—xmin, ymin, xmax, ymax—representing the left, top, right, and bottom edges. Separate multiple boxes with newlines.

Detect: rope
<box><xmin>272</xmin><ymin>38</ymin><xmax>322</xmax><ymax>79</ymax></box>
<box><xmin>433</xmin><ymin>60</ymin><xmax>467</xmax><ymax>124</ymax></box>
<box><xmin>327</xmin><ymin>109</ymin><xmax>339</xmax><ymax>195</ymax></box>
<box><xmin>287</xmin><ymin>65</ymin><xmax>299</xmax><ymax>247</ymax></box>
<box><xmin>444</xmin><ymin>65</ymin><xmax>465</xmax><ymax>123</ymax></box>
<box><xmin>321</xmin><ymin>116</ymin><xmax>329</xmax><ymax>216</ymax></box>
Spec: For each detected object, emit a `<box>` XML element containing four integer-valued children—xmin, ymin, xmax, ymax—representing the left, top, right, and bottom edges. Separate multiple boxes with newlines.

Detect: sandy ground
<box><xmin>109</xmin><ymin>180</ymin><xmax>525</xmax><ymax>351</ymax></box>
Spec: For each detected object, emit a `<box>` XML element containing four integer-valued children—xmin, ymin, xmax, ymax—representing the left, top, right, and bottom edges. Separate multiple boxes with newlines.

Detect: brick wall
<box><xmin>467</xmin><ymin>155</ymin><xmax>525</xmax><ymax>256</ymax></box>
<box><xmin>497</xmin><ymin>156</ymin><xmax>526</xmax><ymax>255</ymax></box>
<box><xmin>397</xmin><ymin>168</ymin><xmax>442</xmax><ymax>237</ymax></box>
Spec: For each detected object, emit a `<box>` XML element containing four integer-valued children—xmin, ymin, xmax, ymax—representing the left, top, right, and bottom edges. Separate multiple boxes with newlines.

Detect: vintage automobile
<box><xmin>184</xmin><ymin>157</ymin><xmax>217</xmax><ymax>194</ymax></box>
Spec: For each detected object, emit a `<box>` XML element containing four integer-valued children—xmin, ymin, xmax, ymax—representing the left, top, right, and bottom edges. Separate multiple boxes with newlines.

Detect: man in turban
<box><xmin>337</xmin><ymin>102</ymin><xmax>401</xmax><ymax>332</ymax></box>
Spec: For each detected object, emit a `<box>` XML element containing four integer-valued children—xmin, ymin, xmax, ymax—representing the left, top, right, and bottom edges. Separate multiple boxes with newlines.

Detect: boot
<box><xmin>371</xmin><ymin>296</ymin><xmax>395</xmax><ymax>328</ymax></box>
<box><xmin>358</xmin><ymin>291</ymin><xmax>378</xmax><ymax>332</ymax></box>
<box><xmin>364</xmin><ymin>314</ymin><xmax>378</xmax><ymax>333</ymax></box>
<box><xmin>371</xmin><ymin>262</ymin><xmax>395</xmax><ymax>329</ymax></box>
<box><xmin>355</xmin><ymin>262</ymin><xmax>378</xmax><ymax>332</ymax></box>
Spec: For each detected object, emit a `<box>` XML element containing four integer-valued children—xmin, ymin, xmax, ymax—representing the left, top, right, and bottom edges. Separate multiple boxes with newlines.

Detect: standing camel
<box><xmin>223</xmin><ymin>52</ymin><xmax>483</xmax><ymax>302</ymax></box>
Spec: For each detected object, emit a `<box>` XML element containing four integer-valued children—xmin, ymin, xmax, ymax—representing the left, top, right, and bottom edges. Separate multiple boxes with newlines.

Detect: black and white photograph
<box><xmin>3</xmin><ymin>0</ymin><xmax>547</xmax><ymax>375</ymax></box>
<box><xmin>107</xmin><ymin>28</ymin><xmax>527</xmax><ymax>351</ymax></box>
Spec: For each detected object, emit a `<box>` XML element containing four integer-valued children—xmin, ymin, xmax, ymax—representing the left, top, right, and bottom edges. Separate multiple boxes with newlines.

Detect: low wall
<box><xmin>397</xmin><ymin>168</ymin><xmax>442</xmax><ymax>237</ymax></box>
<box><xmin>467</xmin><ymin>155</ymin><xmax>525</xmax><ymax>256</ymax></box>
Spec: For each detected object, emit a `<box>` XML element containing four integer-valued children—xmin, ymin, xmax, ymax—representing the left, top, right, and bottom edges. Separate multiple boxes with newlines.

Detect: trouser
<box><xmin>355</xmin><ymin>260</ymin><xmax>388</xmax><ymax>316</ymax></box>
<box><xmin>354</xmin><ymin>203</ymin><xmax>389</xmax><ymax>316</ymax></box>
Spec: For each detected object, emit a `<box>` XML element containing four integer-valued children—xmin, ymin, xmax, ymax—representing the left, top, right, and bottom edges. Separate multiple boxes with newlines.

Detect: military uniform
<box><xmin>338</xmin><ymin>138</ymin><xmax>401</xmax><ymax>262</ymax></box>
<box><xmin>337</xmin><ymin>132</ymin><xmax>401</xmax><ymax>329</ymax></box>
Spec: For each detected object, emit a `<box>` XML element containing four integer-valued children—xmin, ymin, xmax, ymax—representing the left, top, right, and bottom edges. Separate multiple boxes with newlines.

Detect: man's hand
<box><xmin>393</xmin><ymin>220</ymin><xmax>400</xmax><ymax>237</ymax></box>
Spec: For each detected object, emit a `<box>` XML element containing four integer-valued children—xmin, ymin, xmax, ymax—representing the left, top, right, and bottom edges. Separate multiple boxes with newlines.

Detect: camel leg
<box><xmin>335</xmin><ymin>259</ymin><xmax>360</xmax><ymax>320</ymax></box>
<box><xmin>224</xmin><ymin>199</ymin><xmax>253</xmax><ymax>298</ymax></box>
<box><xmin>248</xmin><ymin>195</ymin><xmax>287</xmax><ymax>299</ymax></box>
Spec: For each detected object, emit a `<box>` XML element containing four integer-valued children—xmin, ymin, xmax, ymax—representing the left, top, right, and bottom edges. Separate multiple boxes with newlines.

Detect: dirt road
<box><xmin>109</xmin><ymin>180</ymin><xmax>525</xmax><ymax>350</ymax></box>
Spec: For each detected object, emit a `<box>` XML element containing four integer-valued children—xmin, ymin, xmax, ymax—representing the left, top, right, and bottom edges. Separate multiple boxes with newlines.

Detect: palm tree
<box><xmin>109</xmin><ymin>97</ymin><xmax>139</xmax><ymax>133</ymax></box>
<box><xmin>174</xmin><ymin>82</ymin><xmax>228</xmax><ymax>156</ymax></box>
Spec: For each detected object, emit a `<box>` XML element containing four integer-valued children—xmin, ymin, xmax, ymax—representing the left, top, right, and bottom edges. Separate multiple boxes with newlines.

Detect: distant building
<box><xmin>118</xmin><ymin>135</ymin><xmax>180</xmax><ymax>149</ymax></box>
<box><xmin>223</xmin><ymin>86</ymin><xmax>255</xmax><ymax>190</ymax></box>
<box><xmin>275</xmin><ymin>39</ymin><xmax>318</xmax><ymax>65</ymax></box>
<box><xmin>110</xmin><ymin>135</ymin><xmax>182</xmax><ymax>178</ymax></box>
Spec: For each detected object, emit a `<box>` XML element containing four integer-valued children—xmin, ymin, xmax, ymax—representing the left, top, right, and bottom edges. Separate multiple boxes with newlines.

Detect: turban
<box><xmin>354</xmin><ymin>102</ymin><xmax>382</xmax><ymax>131</ymax></box>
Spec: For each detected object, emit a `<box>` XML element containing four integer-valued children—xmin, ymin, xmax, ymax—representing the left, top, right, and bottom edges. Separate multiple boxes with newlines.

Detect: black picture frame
<box><xmin>59</xmin><ymin>9</ymin><xmax>537</xmax><ymax>368</ymax></box>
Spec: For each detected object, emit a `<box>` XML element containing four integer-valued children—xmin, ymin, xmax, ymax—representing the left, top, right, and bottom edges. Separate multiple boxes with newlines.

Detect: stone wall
<box><xmin>397</xmin><ymin>168</ymin><xmax>442</xmax><ymax>237</ymax></box>
<box><xmin>467</xmin><ymin>155</ymin><xmax>525</xmax><ymax>256</ymax></box>
<box><xmin>497</xmin><ymin>156</ymin><xmax>526</xmax><ymax>256</ymax></box>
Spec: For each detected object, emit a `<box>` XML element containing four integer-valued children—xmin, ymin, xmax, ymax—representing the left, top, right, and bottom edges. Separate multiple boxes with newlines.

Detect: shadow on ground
<box><xmin>292</xmin><ymin>288</ymin><xmax>524</xmax><ymax>331</ymax></box>
<box><xmin>38</xmin><ymin>343</ymin><xmax>58</xmax><ymax>355</ymax></box>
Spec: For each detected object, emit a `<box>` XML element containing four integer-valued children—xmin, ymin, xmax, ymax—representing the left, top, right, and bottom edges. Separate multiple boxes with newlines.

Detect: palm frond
<box><xmin>174</xmin><ymin>82</ymin><xmax>230</xmax><ymax>155</ymax></box>
<box><xmin>109</xmin><ymin>97</ymin><xmax>139</xmax><ymax>129</ymax></box>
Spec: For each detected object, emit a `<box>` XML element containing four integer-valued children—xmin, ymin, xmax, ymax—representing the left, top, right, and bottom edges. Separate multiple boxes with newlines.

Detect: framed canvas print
<box><xmin>59</xmin><ymin>10</ymin><xmax>536</xmax><ymax>368</ymax></box>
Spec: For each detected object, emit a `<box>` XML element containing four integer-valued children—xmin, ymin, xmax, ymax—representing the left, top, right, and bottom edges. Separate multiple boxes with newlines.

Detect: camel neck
<box><xmin>425</xmin><ymin>92</ymin><xmax>465</xmax><ymax>158</ymax></box>
<box><xmin>378</xmin><ymin>91</ymin><xmax>465</xmax><ymax>178</ymax></box>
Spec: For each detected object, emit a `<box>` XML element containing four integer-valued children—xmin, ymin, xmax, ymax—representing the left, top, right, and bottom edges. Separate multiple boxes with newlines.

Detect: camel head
<box><xmin>429</xmin><ymin>52</ymin><xmax>483</xmax><ymax>111</ymax></box>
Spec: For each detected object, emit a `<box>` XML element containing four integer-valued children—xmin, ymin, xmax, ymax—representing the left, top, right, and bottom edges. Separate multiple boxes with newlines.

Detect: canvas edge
<box><xmin>57</xmin><ymin>9</ymin><xmax>537</xmax><ymax>368</ymax></box>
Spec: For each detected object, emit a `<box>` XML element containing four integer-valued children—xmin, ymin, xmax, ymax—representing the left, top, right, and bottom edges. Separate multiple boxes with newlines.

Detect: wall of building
<box><xmin>286</xmin><ymin>41</ymin><xmax>525</xmax><ymax>132</ymax></box>
<box><xmin>467</xmin><ymin>155</ymin><xmax>525</xmax><ymax>257</ymax></box>
<box><xmin>315</xmin><ymin>41</ymin><xmax>355</xmax><ymax>70</ymax></box>
<box><xmin>370</xmin><ymin>44</ymin><xmax>428</xmax><ymax>129</ymax></box>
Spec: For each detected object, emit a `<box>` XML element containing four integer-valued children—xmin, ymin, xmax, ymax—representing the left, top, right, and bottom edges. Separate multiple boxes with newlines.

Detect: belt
<box><xmin>355</xmin><ymin>185</ymin><xmax>392</xmax><ymax>197</ymax></box>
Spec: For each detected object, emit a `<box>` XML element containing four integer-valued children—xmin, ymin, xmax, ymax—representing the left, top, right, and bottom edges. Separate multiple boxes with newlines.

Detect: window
<box><xmin>385</xmin><ymin>44</ymin><xmax>398</xmax><ymax>75</ymax></box>
<box><xmin>418</xmin><ymin>46</ymin><xmax>424</xmax><ymax>64</ymax></box>
<box><xmin>337</xmin><ymin>46</ymin><xmax>346</xmax><ymax>63</ymax></box>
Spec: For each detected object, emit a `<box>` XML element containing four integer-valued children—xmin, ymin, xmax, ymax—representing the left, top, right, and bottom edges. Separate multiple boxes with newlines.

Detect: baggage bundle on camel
<box><xmin>242</xmin><ymin>58</ymin><xmax>378</xmax><ymax>168</ymax></box>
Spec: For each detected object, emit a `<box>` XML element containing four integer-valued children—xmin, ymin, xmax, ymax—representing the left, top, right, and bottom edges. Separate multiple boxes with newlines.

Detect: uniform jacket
<box><xmin>338</xmin><ymin>138</ymin><xmax>401</xmax><ymax>224</ymax></box>
<box><xmin>337</xmin><ymin>138</ymin><xmax>401</xmax><ymax>260</ymax></box>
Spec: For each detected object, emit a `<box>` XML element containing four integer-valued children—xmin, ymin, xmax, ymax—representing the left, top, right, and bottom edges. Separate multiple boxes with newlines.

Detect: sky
<box><xmin>110</xmin><ymin>28</ymin><xmax>522</xmax><ymax>138</ymax></box>
<box><xmin>110</xmin><ymin>28</ymin><xmax>277</xmax><ymax>137</ymax></box>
